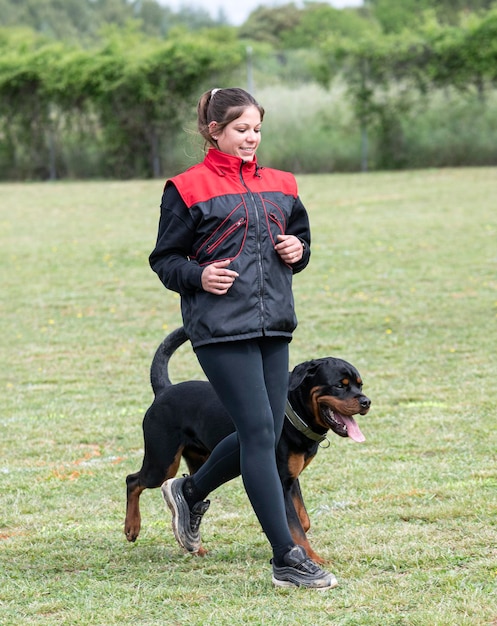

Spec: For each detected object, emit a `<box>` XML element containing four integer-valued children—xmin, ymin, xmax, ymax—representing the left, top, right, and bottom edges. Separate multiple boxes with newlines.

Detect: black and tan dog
<box><xmin>125</xmin><ymin>327</ymin><xmax>370</xmax><ymax>564</ymax></box>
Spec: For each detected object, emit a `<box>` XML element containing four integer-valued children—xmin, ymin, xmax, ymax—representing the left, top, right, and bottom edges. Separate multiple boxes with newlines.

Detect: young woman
<box><xmin>149</xmin><ymin>87</ymin><xmax>337</xmax><ymax>589</ymax></box>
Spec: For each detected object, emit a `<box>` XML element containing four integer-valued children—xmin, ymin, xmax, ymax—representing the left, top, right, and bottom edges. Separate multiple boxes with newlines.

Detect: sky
<box><xmin>157</xmin><ymin>0</ymin><xmax>364</xmax><ymax>26</ymax></box>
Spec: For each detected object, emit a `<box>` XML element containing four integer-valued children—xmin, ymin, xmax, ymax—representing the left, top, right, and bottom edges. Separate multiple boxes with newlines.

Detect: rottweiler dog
<box><xmin>125</xmin><ymin>327</ymin><xmax>370</xmax><ymax>564</ymax></box>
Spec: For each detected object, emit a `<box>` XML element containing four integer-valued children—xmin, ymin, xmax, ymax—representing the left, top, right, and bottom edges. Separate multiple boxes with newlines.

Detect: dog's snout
<box><xmin>359</xmin><ymin>397</ymin><xmax>371</xmax><ymax>410</ymax></box>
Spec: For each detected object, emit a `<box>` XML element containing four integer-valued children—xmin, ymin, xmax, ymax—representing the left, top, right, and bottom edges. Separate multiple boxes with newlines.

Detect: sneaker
<box><xmin>272</xmin><ymin>545</ymin><xmax>338</xmax><ymax>590</ymax></box>
<box><xmin>161</xmin><ymin>476</ymin><xmax>210</xmax><ymax>553</ymax></box>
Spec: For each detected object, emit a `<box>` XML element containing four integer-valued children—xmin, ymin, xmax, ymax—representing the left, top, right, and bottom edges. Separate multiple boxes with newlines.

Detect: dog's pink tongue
<box><xmin>342</xmin><ymin>415</ymin><xmax>366</xmax><ymax>443</ymax></box>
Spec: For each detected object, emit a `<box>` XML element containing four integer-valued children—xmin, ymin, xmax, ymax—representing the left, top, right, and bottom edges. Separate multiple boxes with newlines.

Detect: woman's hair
<box><xmin>197</xmin><ymin>87</ymin><xmax>265</xmax><ymax>149</ymax></box>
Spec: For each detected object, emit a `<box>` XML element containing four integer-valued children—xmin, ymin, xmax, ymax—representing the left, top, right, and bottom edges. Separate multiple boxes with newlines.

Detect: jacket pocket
<box><xmin>195</xmin><ymin>206</ymin><xmax>248</xmax><ymax>265</ymax></box>
<box><xmin>264</xmin><ymin>201</ymin><xmax>287</xmax><ymax>246</ymax></box>
<box><xmin>269</xmin><ymin>212</ymin><xmax>284</xmax><ymax>232</ymax></box>
<box><xmin>206</xmin><ymin>216</ymin><xmax>246</xmax><ymax>255</ymax></box>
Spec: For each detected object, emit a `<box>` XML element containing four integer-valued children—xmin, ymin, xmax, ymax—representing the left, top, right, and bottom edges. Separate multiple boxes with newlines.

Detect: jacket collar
<box><xmin>204</xmin><ymin>148</ymin><xmax>260</xmax><ymax>179</ymax></box>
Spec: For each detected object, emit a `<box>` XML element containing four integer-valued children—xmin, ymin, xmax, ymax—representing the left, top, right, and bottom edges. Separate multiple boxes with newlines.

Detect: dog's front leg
<box><xmin>285</xmin><ymin>479</ymin><xmax>325</xmax><ymax>564</ymax></box>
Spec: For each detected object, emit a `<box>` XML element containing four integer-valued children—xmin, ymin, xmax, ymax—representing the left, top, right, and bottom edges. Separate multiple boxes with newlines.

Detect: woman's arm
<box><xmin>149</xmin><ymin>184</ymin><xmax>203</xmax><ymax>294</ymax></box>
<box><xmin>276</xmin><ymin>195</ymin><xmax>311</xmax><ymax>273</ymax></box>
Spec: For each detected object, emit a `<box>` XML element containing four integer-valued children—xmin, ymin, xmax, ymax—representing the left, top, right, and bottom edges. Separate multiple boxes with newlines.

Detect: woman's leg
<box><xmin>193</xmin><ymin>338</ymin><xmax>293</xmax><ymax>557</ymax></box>
<box><xmin>260</xmin><ymin>338</ymin><xmax>290</xmax><ymax>445</ymax></box>
<box><xmin>162</xmin><ymin>337</ymin><xmax>337</xmax><ymax>588</ymax></box>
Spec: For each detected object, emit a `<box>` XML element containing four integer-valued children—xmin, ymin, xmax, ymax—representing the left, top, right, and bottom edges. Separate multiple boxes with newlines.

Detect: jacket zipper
<box><xmin>239</xmin><ymin>163</ymin><xmax>265</xmax><ymax>329</ymax></box>
<box><xmin>269</xmin><ymin>212</ymin><xmax>284</xmax><ymax>235</ymax></box>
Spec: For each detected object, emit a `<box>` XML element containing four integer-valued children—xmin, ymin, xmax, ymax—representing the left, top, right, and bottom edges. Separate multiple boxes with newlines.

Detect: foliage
<box><xmin>424</xmin><ymin>10</ymin><xmax>497</xmax><ymax>88</ymax></box>
<box><xmin>319</xmin><ymin>8</ymin><xmax>497</xmax><ymax>94</ymax></box>
<box><xmin>0</xmin><ymin>26</ymin><xmax>242</xmax><ymax>179</ymax></box>
<box><xmin>315</xmin><ymin>8</ymin><xmax>497</xmax><ymax>170</ymax></box>
<box><xmin>0</xmin><ymin>0</ymin><xmax>103</xmax><ymax>40</ymax></box>
<box><xmin>0</xmin><ymin>34</ymin><xmax>66</xmax><ymax>179</ymax></box>
<box><xmin>238</xmin><ymin>3</ymin><xmax>302</xmax><ymax>46</ymax></box>
<box><xmin>254</xmin><ymin>84</ymin><xmax>497</xmax><ymax>172</ymax></box>
<box><xmin>364</xmin><ymin>0</ymin><xmax>497</xmax><ymax>32</ymax></box>
<box><xmin>239</xmin><ymin>2</ymin><xmax>379</xmax><ymax>49</ymax></box>
<box><xmin>1</xmin><ymin>170</ymin><xmax>497</xmax><ymax>624</ymax></box>
<box><xmin>79</xmin><ymin>27</ymin><xmax>242</xmax><ymax>178</ymax></box>
<box><xmin>280</xmin><ymin>3</ymin><xmax>380</xmax><ymax>49</ymax></box>
<box><xmin>1</xmin><ymin>1</ymin><xmax>497</xmax><ymax>178</ymax></box>
<box><xmin>0</xmin><ymin>0</ymin><xmax>223</xmax><ymax>41</ymax></box>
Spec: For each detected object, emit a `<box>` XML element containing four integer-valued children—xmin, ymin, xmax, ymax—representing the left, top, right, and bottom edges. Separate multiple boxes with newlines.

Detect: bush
<box><xmin>255</xmin><ymin>83</ymin><xmax>362</xmax><ymax>173</ymax></box>
<box><xmin>400</xmin><ymin>89</ymin><xmax>497</xmax><ymax>168</ymax></box>
<box><xmin>252</xmin><ymin>84</ymin><xmax>497</xmax><ymax>173</ymax></box>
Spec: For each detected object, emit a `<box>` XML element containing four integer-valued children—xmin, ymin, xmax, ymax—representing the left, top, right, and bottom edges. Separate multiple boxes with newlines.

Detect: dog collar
<box><xmin>285</xmin><ymin>400</ymin><xmax>328</xmax><ymax>443</ymax></box>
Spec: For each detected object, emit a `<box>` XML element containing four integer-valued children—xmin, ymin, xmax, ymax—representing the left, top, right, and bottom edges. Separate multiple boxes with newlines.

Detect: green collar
<box><xmin>285</xmin><ymin>400</ymin><xmax>328</xmax><ymax>443</ymax></box>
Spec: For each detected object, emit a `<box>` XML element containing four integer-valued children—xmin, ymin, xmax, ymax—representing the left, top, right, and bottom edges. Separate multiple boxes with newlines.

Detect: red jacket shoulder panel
<box><xmin>167</xmin><ymin>162</ymin><xmax>245</xmax><ymax>207</ymax></box>
<box><xmin>166</xmin><ymin>150</ymin><xmax>298</xmax><ymax>208</ymax></box>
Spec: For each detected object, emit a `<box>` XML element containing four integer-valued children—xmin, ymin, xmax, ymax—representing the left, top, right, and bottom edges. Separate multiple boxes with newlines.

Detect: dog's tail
<box><xmin>150</xmin><ymin>326</ymin><xmax>189</xmax><ymax>395</ymax></box>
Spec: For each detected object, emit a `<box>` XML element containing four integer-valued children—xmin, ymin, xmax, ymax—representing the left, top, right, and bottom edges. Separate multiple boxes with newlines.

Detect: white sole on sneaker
<box><xmin>272</xmin><ymin>574</ymin><xmax>338</xmax><ymax>590</ymax></box>
<box><xmin>161</xmin><ymin>479</ymin><xmax>200</xmax><ymax>553</ymax></box>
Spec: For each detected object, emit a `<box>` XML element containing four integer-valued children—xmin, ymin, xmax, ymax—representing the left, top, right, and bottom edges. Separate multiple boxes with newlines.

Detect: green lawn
<box><xmin>1</xmin><ymin>169</ymin><xmax>496</xmax><ymax>625</ymax></box>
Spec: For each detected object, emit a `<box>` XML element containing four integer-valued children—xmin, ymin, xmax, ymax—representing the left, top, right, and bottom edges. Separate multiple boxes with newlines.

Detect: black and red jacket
<box><xmin>149</xmin><ymin>148</ymin><xmax>311</xmax><ymax>348</ymax></box>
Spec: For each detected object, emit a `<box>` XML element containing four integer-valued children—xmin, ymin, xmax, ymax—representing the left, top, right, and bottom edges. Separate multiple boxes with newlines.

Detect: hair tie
<box><xmin>211</xmin><ymin>88</ymin><xmax>222</xmax><ymax>97</ymax></box>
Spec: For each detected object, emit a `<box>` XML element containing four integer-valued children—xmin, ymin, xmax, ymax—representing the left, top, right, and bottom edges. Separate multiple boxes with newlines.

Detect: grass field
<box><xmin>1</xmin><ymin>168</ymin><xmax>497</xmax><ymax>625</ymax></box>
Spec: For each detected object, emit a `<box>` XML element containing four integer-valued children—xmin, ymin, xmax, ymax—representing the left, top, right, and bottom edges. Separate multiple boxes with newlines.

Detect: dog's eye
<box><xmin>334</xmin><ymin>383</ymin><xmax>344</xmax><ymax>389</ymax></box>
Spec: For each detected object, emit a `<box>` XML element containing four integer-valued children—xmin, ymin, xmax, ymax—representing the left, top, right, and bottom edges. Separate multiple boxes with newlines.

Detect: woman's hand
<box><xmin>201</xmin><ymin>259</ymin><xmax>239</xmax><ymax>295</ymax></box>
<box><xmin>275</xmin><ymin>234</ymin><xmax>304</xmax><ymax>264</ymax></box>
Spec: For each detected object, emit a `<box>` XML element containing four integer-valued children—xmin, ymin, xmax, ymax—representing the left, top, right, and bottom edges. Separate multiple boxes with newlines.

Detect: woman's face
<box><xmin>209</xmin><ymin>105</ymin><xmax>262</xmax><ymax>161</ymax></box>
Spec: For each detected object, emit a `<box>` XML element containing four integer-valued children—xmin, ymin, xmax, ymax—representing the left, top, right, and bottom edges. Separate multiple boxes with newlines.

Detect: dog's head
<box><xmin>288</xmin><ymin>357</ymin><xmax>371</xmax><ymax>442</ymax></box>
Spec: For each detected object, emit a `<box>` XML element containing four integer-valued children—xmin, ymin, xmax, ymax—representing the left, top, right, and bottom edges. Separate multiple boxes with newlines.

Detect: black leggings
<box><xmin>193</xmin><ymin>337</ymin><xmax>294</xmax><ymax>558</ymax></box>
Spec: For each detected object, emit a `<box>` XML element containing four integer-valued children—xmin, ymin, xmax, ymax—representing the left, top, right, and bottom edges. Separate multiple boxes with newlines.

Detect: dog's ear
<box><xmin>288</xmin><ymin>360</ymin><xmax>321</xmax><ymax>391</ymax></box>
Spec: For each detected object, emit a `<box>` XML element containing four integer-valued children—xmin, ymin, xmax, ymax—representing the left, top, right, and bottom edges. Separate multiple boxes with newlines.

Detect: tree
<box><xmin>238</xmin><ymin>4</ymin><xmax>302</xmax><ymax>46</ymax></box>
<box><xmin>0</xmin><ymin>0</ymin><xmax>225</xmax><ymax>42</ymax></box>
<box><xmin>0</xmin><ymin>25</ymin><xmax>243</xmax><ymax>179</ymax></box>
<box><xmin>281</xmin><ymin>2</ymin><xmax>379</xmax><ymax>49</ymax></box>
<box><xmin>316</xmin><ymin>8</ymin><xmax>497</xmax><ymax>170</ymax></box>
<box><xmin>0</xmin><ymin>33</ymin><xmax>68</xmax><ymax>179</ymax></box>
<box><xmin>364</xmin><ymin>0</ymin><xmax>497</xmax><ymax>32</ymax></box>
<box><xmin>82</xmin><ymin>28</ymin><xmax>242</xmax><ymax>177</ymax></box>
